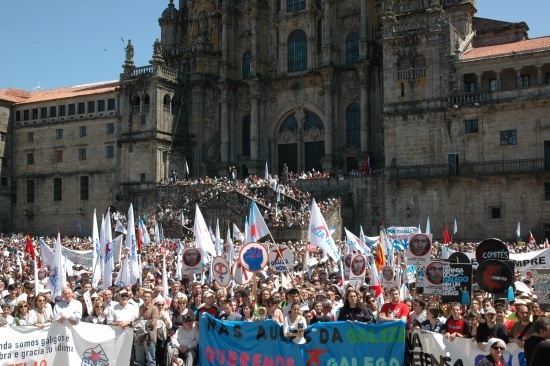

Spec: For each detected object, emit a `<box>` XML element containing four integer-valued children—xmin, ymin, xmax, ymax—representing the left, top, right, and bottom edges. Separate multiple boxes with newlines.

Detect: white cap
<box><xmin>153</xmin><ymin>294</ymin><xmax>165</xmax><ymax>304</ymax></box>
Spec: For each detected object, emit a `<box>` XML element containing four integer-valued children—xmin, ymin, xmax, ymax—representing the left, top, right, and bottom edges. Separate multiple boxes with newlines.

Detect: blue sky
<box><xmin>0</xmin><ymin>0</ymin><xmax>546</xmax><ymax>91</ymax></box>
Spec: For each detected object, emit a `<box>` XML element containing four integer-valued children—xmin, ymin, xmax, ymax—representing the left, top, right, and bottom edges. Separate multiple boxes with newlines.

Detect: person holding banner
<box><xmin>443</xmin><ymin>302</ymin><xmax>472</xmax><ymax>341</ymax></box>
<box><xmin>379</xmin><ymin>287</ymin><xmax>409</xmax><ymax>322</ymax></box>
<box><xmin>283</xmin><ymin>303</ymin><xmax>307</xmax><ymax>341</ymax></box>
<box><xmin>477</xmin><ymin>338</ymin><xmax>506</xmax><ymax>366</ymax></box>
<box><xmin>337</xmin><ymin>288</ymin><xmax>373</xmax><ymax>323</ymax></box>
<box><xmin>28</xmin><ymin>293</ymin><xmax>52</xmax><ymax>327</ymax></box>
<box><xmin>169</xmin><ymin>314</ymin><xmax>199</xmax><ymax>366</ymax></box>
<box><xmin>53</xmin><ymin>287</ymin><xmax>82</xmax><ymax>325</ymax></box>
<box><xmin>476</xmin><ymin>307</ymin><xmax>507</xmax><ymax>349</ymax></box>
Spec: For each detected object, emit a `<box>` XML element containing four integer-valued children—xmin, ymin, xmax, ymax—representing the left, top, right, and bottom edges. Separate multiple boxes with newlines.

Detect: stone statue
<box><xmin>125</xmin><ymin>40</ymin><xmax>134</xmax><ymax>62</ymax></box>
<box><xmin>198</xmin><ymin>12</ymin><xmax>208</xmax><ymax>42</ymax></box>
<box><xmin>153</xmin><ymin>38</ymin><xmax>163</xmax><ymax>57</ymax></box>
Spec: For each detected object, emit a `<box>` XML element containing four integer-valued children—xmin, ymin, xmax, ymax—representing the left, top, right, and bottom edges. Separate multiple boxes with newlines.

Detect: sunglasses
<box><xmin>492</xmin><ymin>347</ymin><xmax>505</xmax><ymax>351</ymax></box>
<box><xmin>184</xmin><ymin>320</ymin><xmax>193</xmax><ymax>323</ymax></box>
<box><xmin>20</xmin><ymin>305</ymin><xmax>28</xmax><ymax>308</ymax></box>
<box><xmin>120</xmin><ymin>294</ymin><xmax>129</xmax><ymax>297</ymax></box>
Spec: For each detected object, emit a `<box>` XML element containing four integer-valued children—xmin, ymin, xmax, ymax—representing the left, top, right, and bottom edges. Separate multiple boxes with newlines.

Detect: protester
<box><xmin>12</xmin><ymin>300</ymin><xmax>30</xmax><ymax>326</ymax></box>
<box><xmin>476</xmin><ymin>307</ymin><xmax>507</xmax><ymax>349</ymax></box>
<box><xmin>135</xmin><ymin>289</ymin><xmax>158</xmax><ymax>366</ymax></box>
<box><xmin>477</xmin><ymin>338</ymin><xmax>506</xmax><ymax>366</ymax></box>
<box><xmin>28</xmin><ymin>293</ymin><xmax>52</xmax><ymax>327</ymax></box>
<box><xmin>421</xmin><ymin>307</ymin><xmax>445</xmax><ymax>333</ymax></box>
<box><xmin>168</xmin><ymin>315</ymin><xmax>199</xmax><ymax>366</ymax></box>
<box><xmin>508</xmin><ymin>303</ymin><xmax>534</xmax><ymax>348</ymax></box>
<box><xmin>108</xmin><ymin>289</ymin><xmax>137</xmax><ymax>329</ymax></box>
<box><xmin>154</xmin><ymin>294</ymin><xmax>172</xmax><ymax>366</ymax></box>
<box><xmin>443</xmin><ymin>302</ymin><xmax>472</xmax><ymax>341</ymax></box>
<box><xmin>1</xmin><ymin>302</ymin><xmax>14</xmax><ymax>326</ymax></box>
<box><xmin>84</xmin><ymin>301</ymin><xmax>107</xmax><ymax>324</ymax></box>
<box><xmin>283</xmin><ymin>302</ymin><xmax>307</xmax><ymax>341</ymax></box>
<box><xmin>524</xmin><ymin>317</ymin><xmax>550</xmax><ymax>366</ymax></box>
<box><xmin>379</xmin><ymin>287</ymin><xmax>409</xmax><ymax>323</ymax></box>
<box><xmin>53</xmin><ymin>287</ymin><xmax>82</xmax><ymax>325</ymax></box>
<box><xmin>337</xmin><ymin>288</ymin><xmax>373</xmax><ymax>323</ymax></box>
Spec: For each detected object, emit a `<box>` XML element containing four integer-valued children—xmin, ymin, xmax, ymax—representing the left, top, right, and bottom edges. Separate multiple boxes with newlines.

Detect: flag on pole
<box><xmin>46</xmin><ymin>231</ymin><xmax>67</xmax><ymax>298</ymax></box>
<box><xmin>308</xmin><ymin>199</ymin><xmax>340</xmax><ymax>262</ymax></box>
<box><xmin>103</xmin><ymin>210</ymin><xmax>115</xmax><ymax>287</ymax></box>
<box><xmin>265</xmin><ymin>161</ymin><xmax>269</xmax><ymax>180</ymax></box>
<box><xmin>162</xmin><ymin>255</ymin><xmax>169</xmax><ymax>296</ymax></box>
<box><xmin>226</xmin><ymin>228</ymin><xmax>234</xmax><ymax>268</ymax></box>
<box><xmin>344</xmin><ymin>228</ymin><xmax>371</xmax><ymax>255</ymax></box>
<box><xmin>91</xmin><ymin>209</ymin><xmax>102</xmax><ymax>287</ymax></box>
<box><xmin>194</xmin><ymin>204</ymin><xmax>216</xmax><ymax>257</ymax></box>
<box><xmin>453</xmin><ymin>218</ymin><xmax>458</xmax><ymax>235</ymax></box>
<box><xmin>249</xmin><ymin>201</ymin><xmax>270</xmax><ymax>242</ymax></box>
<box><xmin>114</xmin><ymin>254</ymin><xmax>130</xmax><ymax>288</ymax></box>
<box><xmin>233</xmin><ymin>223</ymin><xmax>244</xmax><ymax>242</ymax></box>
<box><xmin>425</xmin><ymin>216</ymin><xmax>431</xmax><ymax>235</ymax></box>
<box><xmin>215</xmin><ymin>219</ymin><xmax>222</xmax><ymax>256</ymax></box>
<box><xmin>185</xmin><ymin>161</ymin><xmax>190</xmax><ymax>176</ymax></box>
<box><xmin>159</xmin><ymin>223</ymin><xmax>164</xmax><ymax>240</ymax></box>
<box><xmin>115</xmin><ymin>219</ymin><xmax>127</xmax><ymax>235</ymax></box>
<box><xmin>529</xmin><ymin>231</ymin><xmax>536</xmax><ymax>245</ymax></box>
<box><xmin>25</xmin><ymin>234</ymin><xmax>36</xmax><ymax>261</ymax></box>
<box><xmin>180</xmin><ymin>211</ymin><xmax>185</xmax><ymax>227</ymax></box>
<box><xmin>369</xmin><ymin>254</ymin><xmax>384</xmax><ymax>319</ymax></box>
<box><xmin>516</xmin><ymin>221</ymin><xmax>521</xmax><ymax>238</ymax></box>
<box><xmin>443</xmin><ymin>225</ymin><xmax>451</xmax><ymax>244</ymax></box>
<box><xmin>139</xmin><ymin>218</ymin><xmax>151</xmax><ymax>246</ymax></box>
<box><xmin>154</xmin><ymin>221</ymin><xmax>161</xmax><ymax>243</ymax></box>
<box><xmin>374</xmin><ymin>228</ymin><xmax>386</xmax><ymax>272</ymax></box>
<box><xmin>126</xmin><ymin>204</ymin><xmax>140</xmax><ymax>285</ymax></box>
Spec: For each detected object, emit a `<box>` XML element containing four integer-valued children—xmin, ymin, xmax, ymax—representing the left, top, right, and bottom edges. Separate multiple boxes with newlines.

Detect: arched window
<box><xmin>279</xmin><ymin>113</ymin><xmax>298</xmax><ymax>133</ymax></box>
<box><xmin>242</xmin><ymin>51</ymin><xmax>252</xmax><ymax>79</ymax></box>
<box><xmin>346</xmin><ymin>103</ymin><xmax>360</xmax><ymax>148</ymax></box>
<box><xmin>287</xmin><ymin>0</ymin><xmax>305</xmax><ymax>12</ymax></box>
<box><xmin>242</xmin><ymin>115</ymin><xmax>251</xmax><ymax>156</ymax></box>
<box><xmin>163</xmin><ymin>94</ymin><xmax>171</xmax><ymax>106</ymax></box>
<box><xmin>288</xmin><ymin>30</ymin><xmax>307</xmax><ymax>72</ymax></box>
<box><xmin>133</xmin><ymin>96</ymin><xmax>141</xmax><ymax>106</ymax></box>
<box><xmin>304</xmin><ymin>111</ymin><xmax>324</xmax><ymax>131</ymax></box>
<box><xmin>143</xmin><ymin>94</ymin><xmax>150</xmax><ymax>105</ymax></box>
<box><xmin>346</xmin><ymin>32</ymin><xmax>359</xmax><ymax>64</ymax></box>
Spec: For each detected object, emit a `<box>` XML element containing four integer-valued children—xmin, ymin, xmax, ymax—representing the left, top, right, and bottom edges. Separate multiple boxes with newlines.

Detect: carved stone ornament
<box><xmin>203</xmin><ymin>132</ymin><xmax>221</xmax><ymax>164</ymax></box>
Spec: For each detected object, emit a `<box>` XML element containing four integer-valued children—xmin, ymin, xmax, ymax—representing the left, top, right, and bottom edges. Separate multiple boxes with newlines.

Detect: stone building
<box><xmin>1</xmin><ymin>0</ymin><xmax>550</xmax><ymax>241</ymax></box>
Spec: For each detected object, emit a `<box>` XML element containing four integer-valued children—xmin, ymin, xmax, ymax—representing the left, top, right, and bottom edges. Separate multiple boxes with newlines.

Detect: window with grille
<box><xmin>242</xmin><ymin>51</ymin><xmax>252</xmax><ymax>79</ymax></box>
<box><xmin>346</xmin><ymin>32</ymin><xmax>359</xmax><ymax>64</ymax></box>
<box><xmin>465</xmin><ymin>120</ymin><xmax>479</xmax><ymax>134</ymax></box>
<box><xmin>346</xmin><ymin>103</ymin><xmax>360</xmax><ymax>148</ymax></box>
<box><xmin>288</xmin><ymin>30</ymin><xmax>307</xmax><ymax>72</ymax></box>
<box><xmin>500</xmin><ymin>130</ymin><xmax>517</xmax><ymax>146</ymax></box>
<box><xmin>287</xmin><ymin>0</ymin><xmax>305</xmax><ymax>12</ymax></box>
<box><xmin>79</xmin><ymin>148</ymin><xmax>86</xmax><ymax>161</ymax></box>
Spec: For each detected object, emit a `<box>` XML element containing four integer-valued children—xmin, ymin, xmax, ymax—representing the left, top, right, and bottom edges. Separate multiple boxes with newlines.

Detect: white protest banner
<box><xmin>386</xmin><ymin>226</ymin><xmax>418</xmax><ymax>250</ymax></box>
<box><xmin>408</xmin><ymin>329</ymin><xmax>524</xmax><ymax>366</ymax></box>
<box><xmin>0</xmin><ymin>322</ymin><xmax>132</xmax><ymax>365</ymax></box>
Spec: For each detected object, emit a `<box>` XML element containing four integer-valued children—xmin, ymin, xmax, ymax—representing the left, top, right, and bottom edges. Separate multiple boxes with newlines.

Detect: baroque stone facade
<box><xmin>1</xmin><ymin>0</ymin><xmax>550</xmax><ymax>240</ymax></box>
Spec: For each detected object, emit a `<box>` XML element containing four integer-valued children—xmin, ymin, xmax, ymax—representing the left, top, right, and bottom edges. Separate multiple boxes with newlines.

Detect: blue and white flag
<box><xmin>46</xmin><ymin>231</ymin><xmax>67</xmax><ymax>298</ymax></box>
<box><xmin>308</xmin><ymin>199</ymin><xmax>340</xmax><ymax>262</ymax></box>
<box><xmin>126</xmin><ymin>204</ymin><xmax>140</xmax><ymax>285</ymax></box>
<box><xmin>91</xmin><ymin>209</ymin><xmax>102</xmax><ymax>287</ymax></box>
<box><xmin>103</xmin><ymin>210</ymin><xmax>115</xmax><ymax>287</ymax></box>
<box><xmin>425</xmin><ymin>216</ymin><xmax>431</xmax><ymax>235</ymax></box>
<box><xmin>344</xmin><ymin>228</ymin><xmax>371</xmax><ymax>255</ymax></box>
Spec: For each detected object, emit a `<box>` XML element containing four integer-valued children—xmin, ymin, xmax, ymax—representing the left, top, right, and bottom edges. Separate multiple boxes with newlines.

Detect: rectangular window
<box><xmin>0</xmin><ymin>133</ymin><xmax>6</xmax><ymax>142</ymax></box>
<box><xmin>520</xmin><ymin>74</ymin><xmax>530</xmax><ymax>88</ymax></box>
<box><xmin>500</xmin><ymin>130</ymin><xmax>517</xmax><ymax>146</ymax></box>
<box><xmin>59</xmin><ymin>105</ymin><xmax>66</xmax><ymax>116</ymax></box>
<box><xmin>106</xmin><ymin>146</ymin><xmax>114</xmax><ymax>158</ymax></box>
<box><xmin>53</xmin><ymin>178</ymin><xmax>62</xmax><ymax>201</ymax></box>
<box><xmin>68</xmin><ymin>104</ymin><xmax>76</xmax><ymax>115</ymax></box>
<box><xmin>465</xmin><ymin>81</ymin><xmax>475</xmax><ymax>93</ymax></box>
<box><xmin>490</xmin><ymin>207</ymin><xmax>501</xmax><ymax>219</ymax></box>
<box><xmin>108</xmin><ymin>98</ymin><xmax>116</xmax><ymax>110</ymax></box>
<box><xmin>27</xmin><ymin>180</ymin><xmax>34</xmax><ymax>203</ymax></box>
<box><xmin>27</xmin><ymin>153</ymin><xmax>34</xmax><ymax>165</ymax></box>
<box><xmin>56</xmin><ymin>129</ymin><xmax>63</xmax><ymax>139</ymax></box>
<box><xmin>87</xmin><ymin>101</ymin><xmax>95</xmax><ymax>113</ymax></box>
<box><xmin>140</xmin><ymin>173</ymin><xmax>146</xmax><ymax>182</ymax></box>
<box><xmin>27</xmin><ymin>132</ymin><xmax>33</xmax><ymax>142</ymax></box>
<box><xmin>287</xmin><ymin>0</ymin><xmax>306</xmax><ymax>12</ymax></box>
<box><xmin>545</xmin><ymin>182</ymin><xmax>550</xmax><ymax>201</ymax></box>
<box><xmin>79</xmin><ymin>148</ymin><xmax>86</xmax><ymax>161</ymax></box>
<box><xmin>106</xmin><ymin>123</ymin><xmax>114</xmax><ymax>134</ymax></box>
<box><xmin>489</xmin><ymin>79</ymin><xmax>498</xmax><ymax>92</ymax></box>
<box><xmin>0</xmin><ymin>177</ymin><xmax>6</xmax><ymax>187</ymax></box>
<box><xmin>55</xmin><ymin>150</ymin><xmax>63</xmax><ymax>162</ymax></box>
<box><xmin>465</xmin><ymin>120</ymin><xmax>479</xmax><ymax>134</ymax></box>
<box><xmin>23</xmin><ymin>110</ymin><xmax>29</xmax><ymax>121</ymax></box>
<box><xmin>78</xmin><ymin>102</ymin><xmax>85</xmax><ymax>114</ymax></box>
<box><xmin>98</xmin><ymin>100</ymin><xmax>105</xmax><ymax>112</ymax></box>
<box><xmin>15</xmin><ymin>111</ymin><xmax>21</xmax><ymax>121</ymax></box>
<box><xmin>40</xmin><ymin>107</ymin><xmax>47</xmax><ymax>119</ymax></box>
<box><xmin>79</xmin><ymin>126</ymin><xmax>86</xmax><ymax>137</ymax></box>
<box><xmin>80</xmin><ymin>176</ymin><xmax>89</xmax><ymax>200</ymax></box>
<box><xmin>50</xmin><ymin>106</ymin><xmax>57</xmax><ymax>117</ymax></box>
<box><xmin>32</xmin><ymin>109</ymin><xmax>38</xmax><ymax>119</ymax></box>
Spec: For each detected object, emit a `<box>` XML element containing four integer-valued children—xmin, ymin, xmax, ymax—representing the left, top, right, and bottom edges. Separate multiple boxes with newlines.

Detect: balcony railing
<box><xmin>397</xmin><ymin>67</ymin><xmax>426</xmax><ymax>80</ymax></box>
<box><xmin>392</xmin><ymin>158</ymin><xmax>546</xmax><ymax>179</ymax></box>
<box><xmin>448</xmin><ymin>91</ymin><xmax>491</xmax><ymax>106</ymax></box>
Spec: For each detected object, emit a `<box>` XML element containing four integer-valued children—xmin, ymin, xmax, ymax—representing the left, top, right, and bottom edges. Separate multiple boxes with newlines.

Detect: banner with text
<box><xmin>199</xmin><ymin>313</ymin><xmax>405</xmax><ymax>366</ymax></box>
<box><xmin>0</xmin><ymin>322</ymin><xmax>133</xmax><ymax>366</ymax></box>
<box><xmin>407</xmin><ymin>329</ymin><xmax>525</xmax><ymax>366</ymax></box>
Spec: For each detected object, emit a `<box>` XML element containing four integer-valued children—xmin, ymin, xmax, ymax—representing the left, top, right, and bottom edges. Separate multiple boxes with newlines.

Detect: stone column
<box><xmin>251</xmin><ymin>3</ymin><xmax>259</xmax><ymax>77</ymax></box>
<box><xmin>495</xmin><ymin>70</ymin><xmax>502</xmax><ymax>91</ymax></box>
<box><xmin>249</xmin><ymin>81</ymin><xmax>260</xmax><ymax>161</ymax></box>
<box><xmin>220</xmin><ymin>9</ymin><xmax>229</xmax><ymax>81</ymax></box>
<box><xmin>475</xmin><ymin>72</ymin><xmax>483</xmax><ymax>92</ymax></box>
<box><xmin>323</xmin><ymin>0</ymin><xmax>332</xmax><ymax>66</ymax></box>
<box><xmin>514</xmin><ymin>67</ymin><xmax>523</xmax><ymax>88</ymax></box>
<box><xmin>359</xmin><ymin>0</ymin><xmax>368</xmax><ymax>59</ymax></box>
<box><xmin>321</xmin><ymin>69</ymin><xmax>334</xmax><ymax>171</ymax></box>
<box><xmin>536</xmin><ymin>64</ymin><xmax>543</xmax><ymax>86</ymax></box>
<box><xmin>220</xmin><ymin>85</ymin><xmax>229</xmax><ymax>164</ymax></box>
<box><xmin>356</xmin><ymin>63</ymin><xmax>369</xmax><ymax>152</ymax></box>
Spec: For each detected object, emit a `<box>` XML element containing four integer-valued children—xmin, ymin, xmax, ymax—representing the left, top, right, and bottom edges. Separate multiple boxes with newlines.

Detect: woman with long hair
<box><xmin>283</xmin><ymin>302</ymin><xmax>307</xmax><ymax>341</ymax></box>
<box><xmin>13</xmin><ymin>301</ymin><xmax>31</xmax><ymax>326</ymax></box>
<box><xmin>265</xmin><ymin>296</ymin><xmax>284</xmax><ymax>324</ymax></box>
<box><xmin>241</xmin><ymin>302</ymin><xmax>255</xmax><ymax>322</ymax></box>
<box><xmin>189</xmin><ymin>293</ymin><xmax>202</xmax><ymax>314</ymax></box>
<box><xmin>337</xmin><ymin>289</ymin><xmax>373</xmax><ymax>323</ymax></box>
<box><xmin>28</xmin><ymin>293</ymin><xmax>52</xmax><ymax>327</ymax></box>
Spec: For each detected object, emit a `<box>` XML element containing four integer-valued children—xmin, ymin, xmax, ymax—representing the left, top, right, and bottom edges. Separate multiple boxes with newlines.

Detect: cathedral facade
<box><xmin>2</xmin><ymin>0</ymin><xmax>550</xmax><ymax>240</ymax></box>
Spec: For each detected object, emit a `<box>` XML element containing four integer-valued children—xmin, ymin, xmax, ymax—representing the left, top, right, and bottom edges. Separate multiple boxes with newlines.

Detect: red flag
<box><xmin>25</xmin><ymin>234</ymin><xmax>36</xmax><ymax>260</ymax></box>
<box><xmin>375</xmin><ymin>228</ymin><xmax>386</xmax><ymax>272</ymax></box>
<box><xmin>529</xmin><ymin>231</ymin><xmax>536</xmax><ymax>245</ymax></box>
<box><xmin>443</xmin><ymin>226</ymin><xmax>451</xmax><ymax>244</ymax></box>
<box><xmin>136</xmin><ymin>224</ymin><xmax>143</xmax><ymax>252</ymax></box>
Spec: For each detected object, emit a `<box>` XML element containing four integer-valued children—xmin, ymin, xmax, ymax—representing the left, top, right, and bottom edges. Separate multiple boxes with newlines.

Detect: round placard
<box><xmin>448</xmin><ymin>251</ymin><xmax>471</xmax><ymax>264</ymax></box>
<box><xmin>475</xmin><ymin>259</ymin><xmax>513</xmax><ymax>294</ymax></box>
<box><xmin>476</xmin><ymin>238</ymin><xmax>509</xmax><ymax>264</ymax></box>
<box><xmin>211</xmin><ymin>256</ymin><xmax>231</xmax><ymax>287</ymax></box>
<box><xmin>238</xmin><ymin>242</ymin><xmax>269</xmax><ymax>273</ymax></box>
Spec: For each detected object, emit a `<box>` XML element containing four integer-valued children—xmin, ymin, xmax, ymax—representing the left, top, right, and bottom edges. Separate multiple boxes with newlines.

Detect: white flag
<box><xmin>103</xmin><ymin>210</ymin><xmax>114</xmax><ymax>287</ymax></box>
<box><xmin>344</xmin><ymin>228</ymin><xmax>371</xmax><ymax>255</ymax></box>
<box><xmin>308</xmin><ymin>199</ymin><xmax>340</xmax><ymax>262</ymax></box>
<box><xmin>226</xmin><ymin>228</ymin><xmax>234</xmax><ymax>268</ymax></box>
<box><xmin>115</xmin><ymin>219</ymin><xmax>127</xmax><ymax>235</ymax></box>
<box><xmin>194</xmin><ymin>204</ymin><xmax>216</xmax><ymax>256</ymax></box>
<box><xmin>162</xmin><ymin>255</ymin><xmax>169</xmax><ymax>296</ymax></box>
<box><xmin>215</xmin><ymin>219</ymin><xmax>222</xmax><ymax>256</ymax></box>
<box><xmin>154</xmin><ymin>221</ymin><xmax>160</xmax><ymax>243</ymax></box>
<box><xmin>233</xmin><ymin>223</ymin><xmax>244</xmax><ymax>241</ymax></box>
<box><xmin>265</xmin><ymin>161</ymin><xmax>269</xmax><ymax>180</ymax></box>
<box><xmin>115</xmin><ymin>254</ymin><xmax>130</xmax><ymax>288</ymax></box>
<box><xmin>91</xmin><ymin>209</ymin><xmax>102</xmax><ymax>287</ymax></box>
<box><xmin>425</xmin><ymin>216</ymin><xmax>431</xmax><ymax>235</ymax></box>
<box><xmin>126</xmin><ymin>204</ymin><xmax>140</xmax><ymax>285</ymax></box>
<box><xmin>453</xmin><ymin>218</ymin><xmax>458</xmax><ymax>235</ymax></box>
<box><xmin>175</xmin><ymin>247</ymin><xmax>182</xmax><ymax>279</ymax></box>
<box><xmin>46</xmin><ymin>231</ymin><xmax>67</xmax><ymax>298</ymax></box>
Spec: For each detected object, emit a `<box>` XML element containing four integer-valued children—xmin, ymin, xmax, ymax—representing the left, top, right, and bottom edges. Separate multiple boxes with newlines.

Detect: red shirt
<box><xmin>380</xmin><ymin>302</ymin><xmax>409</xmax><ymax>320</ymax></box>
